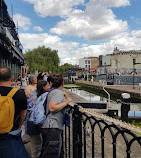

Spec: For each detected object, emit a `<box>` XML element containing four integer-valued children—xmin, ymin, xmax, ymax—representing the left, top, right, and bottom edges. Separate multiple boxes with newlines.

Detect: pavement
<box><xmin>76</xmin><ymin>80</ymin><xmax>141</xmax><ymax>95</ymax></box>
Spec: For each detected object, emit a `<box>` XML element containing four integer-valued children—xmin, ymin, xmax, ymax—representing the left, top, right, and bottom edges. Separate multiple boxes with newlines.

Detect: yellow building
<box><xmin>90</xmin><ymin>57</ymin><xmax>99</xmax><ymax>70</ymax></box>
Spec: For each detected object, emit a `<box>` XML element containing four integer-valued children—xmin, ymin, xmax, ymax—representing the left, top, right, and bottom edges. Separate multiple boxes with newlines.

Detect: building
<box><xmin>111</xmin><ymin>47</ymin><xmax>141</xmax><ymax>75</ymax></box>
<box><xmin>0</xmin><ymin>0</ymin><xmax>25</xmax><ymax>80</ymax></box>
<box><xmin>90</xmin><ymin>57</ymin><xmax>99</xmax><ymax>71</ymax></box>
<box><xmin>79</xmin><ymin>57</ymin><xmax>91</xmax><ymax>71</ymax></box>
<box><xmin>97</xmin><ymin>55</ymin><xmax>112</xmax><ymax>74</ymax></box>
<box><xmin>79</xmin><ymin>57</ymin><xmax>98</xmax><ymax>71</ymax></box>
<box><xmin>97</xmin><ymin>48</ymin><xmax>141</xmax><ymax>75</ymax></box>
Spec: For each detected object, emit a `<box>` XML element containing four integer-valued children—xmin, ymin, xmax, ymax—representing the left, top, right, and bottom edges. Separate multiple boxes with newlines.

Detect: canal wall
<box><xmin>96</xmin><ymin>75</ymin><xmax>141</xmax><ymax>85</ymax></box>
<box><xmin>75</xmin><ymin>80</ymin><xmax>141</xmax><ymax>103</ymax></box>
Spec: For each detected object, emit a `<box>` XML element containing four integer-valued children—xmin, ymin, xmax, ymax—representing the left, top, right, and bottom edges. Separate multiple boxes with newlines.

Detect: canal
<box><xmin>65</xmin><ymin>84</ymin><xmax>141</xmax><ymax>118</ymax></box>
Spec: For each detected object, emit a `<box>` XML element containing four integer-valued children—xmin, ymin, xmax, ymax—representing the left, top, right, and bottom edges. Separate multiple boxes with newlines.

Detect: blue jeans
<box><xmin>0</xmin><ymin>132</ymin><xmax>30</xmax><ymax>158</ymax></box>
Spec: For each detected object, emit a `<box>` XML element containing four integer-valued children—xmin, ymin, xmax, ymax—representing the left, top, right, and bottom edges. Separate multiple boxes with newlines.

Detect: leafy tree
<box><xmin>24</xmin><ymin>46</ymin><xmax>74</xmax><ymax>74</ymax></box>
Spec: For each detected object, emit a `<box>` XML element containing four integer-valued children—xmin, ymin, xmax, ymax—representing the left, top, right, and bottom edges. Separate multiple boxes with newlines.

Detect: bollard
<box><xmin>121</xmin><ymin>93</ymin><xmax>130</xmax><ymax>122</ymax></box>
<box><xmin>72</xmin><ymin>105</ymin><xmax>82</xmax><ymax>158</ymax></box>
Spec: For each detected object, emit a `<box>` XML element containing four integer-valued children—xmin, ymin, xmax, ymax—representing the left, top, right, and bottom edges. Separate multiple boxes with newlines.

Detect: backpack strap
<box><xmin>7</xmin><ymin>88</ymin><xmax>19</xmax><ymax>98</ymax></box>
<box><xmin>44</xmin><ymin>88</ymin><xmax>56</xmax><ymax>115</ymax></box>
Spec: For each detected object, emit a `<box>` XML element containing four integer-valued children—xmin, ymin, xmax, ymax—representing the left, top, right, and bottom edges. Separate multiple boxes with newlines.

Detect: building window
<box><xmin>88</xmin><ymin>60</ymin><xmax>90</xmax><ymax>64</ymax></box>
<box><xmin>85</xmin><ymin>60</ymin><xmax>87</xmax><ymax>64</ymax></box>
<box><xmin>85</xmin><ymin>65</ymin><xmax>87</xmax><ymax>68</ymax></box>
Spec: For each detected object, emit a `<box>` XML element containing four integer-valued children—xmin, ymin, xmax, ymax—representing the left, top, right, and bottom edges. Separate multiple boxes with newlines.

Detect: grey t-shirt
<box><xmin>42</xmin><ymin>89</ymin><xmax>66</xmax><ymax>130</ymax></box>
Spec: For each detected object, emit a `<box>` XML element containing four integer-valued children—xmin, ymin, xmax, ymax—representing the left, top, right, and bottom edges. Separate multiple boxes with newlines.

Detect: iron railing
<box><xmin>61</xmin><ymin>105</ymin><xmax>141</xmax><ymax>158</ymax></box>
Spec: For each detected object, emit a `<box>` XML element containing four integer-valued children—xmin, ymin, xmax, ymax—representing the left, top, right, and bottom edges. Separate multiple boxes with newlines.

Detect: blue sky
<box><xmin>5</xmin><ymin>0</ymin><xmax>141</xmax><ymax>65</ymax></box>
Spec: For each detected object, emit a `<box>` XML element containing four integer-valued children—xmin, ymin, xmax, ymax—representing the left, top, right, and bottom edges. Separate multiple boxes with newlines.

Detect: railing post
<box><xmin>121</xmin><ymin>93</ymin><xmax>130</xmax><ymax>122</ymax></box>
<box><xmin>72</xmin><ymin>105</ymin><xmax>82</xmax><ymax>158</ymax></box>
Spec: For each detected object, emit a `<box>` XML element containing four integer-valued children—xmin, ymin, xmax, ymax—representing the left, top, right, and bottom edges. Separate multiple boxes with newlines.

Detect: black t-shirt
<box><xmin>0</xmin><ymin>86</ymin><xmax>27</xmax><ymax>131</ymax></box>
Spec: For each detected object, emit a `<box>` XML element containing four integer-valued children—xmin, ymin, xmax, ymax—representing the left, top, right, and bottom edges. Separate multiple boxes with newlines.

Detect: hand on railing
<box><xmin>63</xmin><ymin>92</ymin><xmax>72</xmax><ymax>104</ymax></box>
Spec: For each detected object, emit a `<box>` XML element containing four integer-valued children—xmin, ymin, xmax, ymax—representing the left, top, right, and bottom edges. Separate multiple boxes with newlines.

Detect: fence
<box><xmin>61</xmin><ymin>105</ymin><xmax>141</xmax><ymax>158</ymax></box>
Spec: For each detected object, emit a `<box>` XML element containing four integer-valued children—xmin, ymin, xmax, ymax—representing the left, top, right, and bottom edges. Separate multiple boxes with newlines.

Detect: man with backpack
<box><xmin>0</xmin><ymin>67</ymin><xmax>30</xmax><ymax>158</ymax></box>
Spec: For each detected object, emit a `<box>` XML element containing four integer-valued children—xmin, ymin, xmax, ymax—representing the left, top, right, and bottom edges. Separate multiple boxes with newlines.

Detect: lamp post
<box><xmin>133</xmin><ymin>59</ymin><xmax>135</xmax><ymax>89</ymax></box>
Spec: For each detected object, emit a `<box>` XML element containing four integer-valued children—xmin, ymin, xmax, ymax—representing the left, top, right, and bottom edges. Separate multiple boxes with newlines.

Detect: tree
<box><xmin>24</xmin><ymin>46</ymin><xmax>74</xmax><ymax>74</ymax></box>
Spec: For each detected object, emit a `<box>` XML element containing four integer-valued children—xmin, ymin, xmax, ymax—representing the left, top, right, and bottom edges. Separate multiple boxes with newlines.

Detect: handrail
<box><xmin>63</xmin><ymin>104</ymin><xmax>141</xmax><ymax>158</ymax></box>
<box><xmin>103</xmin><ymin>84</ymin><xmax>111</xmax><ymax>108</ymax></box>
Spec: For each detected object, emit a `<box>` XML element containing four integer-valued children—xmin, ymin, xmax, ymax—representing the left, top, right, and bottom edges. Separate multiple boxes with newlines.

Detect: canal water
<box><xmin>67</xmin><ymin>87</ymin><xmax>141</xmax><ymax>117</ymax></box>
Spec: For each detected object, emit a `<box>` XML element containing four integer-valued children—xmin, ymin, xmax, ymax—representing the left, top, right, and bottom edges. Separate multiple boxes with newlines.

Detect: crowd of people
<box><xmin>0</xmin><ymin>67</ymin><xmax>72</xmax><ymax>158</ymax></box>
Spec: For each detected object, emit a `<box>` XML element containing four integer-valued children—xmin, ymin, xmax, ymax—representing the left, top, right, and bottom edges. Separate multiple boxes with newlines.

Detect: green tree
<box><xmin>24</xmin><ymin>46</ymin><xmax>60</xmax><ymax>73</ymax></box>
<box><xmin>24</xmin><ymin>46</ymin><xmax>74</xmax><ymax>74</ymax></box>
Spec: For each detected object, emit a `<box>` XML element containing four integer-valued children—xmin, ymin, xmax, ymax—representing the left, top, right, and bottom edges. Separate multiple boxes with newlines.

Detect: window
<box><xmin>85</xmin><ymin>60</ymin><xmax>87</xmax><ymax>64</ymax></box>
<box><xmin>88</xmin><ymin>60</ymin><xmax>90</xmax><ymax>64</ymax></box>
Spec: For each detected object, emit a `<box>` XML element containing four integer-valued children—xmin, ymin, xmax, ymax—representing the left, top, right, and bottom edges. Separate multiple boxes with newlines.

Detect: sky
<box><xmin>5</xmin><ymin>0</ymin><xmax>141</xmax><ymax>65</ymax></box>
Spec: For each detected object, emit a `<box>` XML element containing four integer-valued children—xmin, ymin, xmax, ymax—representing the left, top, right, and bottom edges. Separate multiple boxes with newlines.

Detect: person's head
<box><xmin>50</xmin><ymin>74</ymin><xmax>63</xmax><ymax>88</ymax></box>
<box><xmin>37</xmin><ymin>72</ymin><xmax>45</xmax><ymax>81</ymax></box>
<box><xmin>37</xmin><ymin>80</ymin><xmax>51</xmax><ymax>97</ymax></box>
<box><xmin>0</xmin><ymin>67</ymin><xmax>13</xmax><ymax>83</ymax></box>
<box><xmin>28</xmin><ymin>75</ymin><xmax>37</xmax><ymax>85</ymax></box>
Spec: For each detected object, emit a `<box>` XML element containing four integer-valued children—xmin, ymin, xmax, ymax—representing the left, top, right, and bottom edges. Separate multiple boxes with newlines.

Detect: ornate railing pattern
<box><xmin>61</xmin><ymin>105</ymin><xmax>141</xmax><ymax>158</ymax></box>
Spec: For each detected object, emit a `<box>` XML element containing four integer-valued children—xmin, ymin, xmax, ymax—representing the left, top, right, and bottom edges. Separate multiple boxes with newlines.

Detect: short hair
<box><xmin>50</xmin><ymin>74</ymin><xmax>63</xmax><ymax>88</ymax></box>
<box><xmin>28</xmin><ymin>75</ymin><xmax>36</xmax><ymax>84</ymax></box>
<box><xmin>0</xmin><ymin>67</ymin><xmax>13</xmax><ymax>81</ymax></box>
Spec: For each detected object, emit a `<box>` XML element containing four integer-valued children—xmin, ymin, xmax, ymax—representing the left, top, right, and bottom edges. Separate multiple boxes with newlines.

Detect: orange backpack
<box><xmin>0</xmin><ymin>88</ymin><xmax>18</xmax><ymax>134</ymax></box>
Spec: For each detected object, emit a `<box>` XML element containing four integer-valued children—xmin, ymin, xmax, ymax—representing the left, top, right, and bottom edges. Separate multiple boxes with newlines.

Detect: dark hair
<box><xmin>50</xmin><ymin>74</ymin><xmax>63</xmax><ymax>88</ymax></box>
<box><xmin>0</xmin><ymin>67</ymin><xmax>13</xmax><ymax>81</ymax></box>
<box><xmin>37</xmin><ymin>72</ymin><xmax>45</xmax><ymax>81</ymax></box>
<box><xmin>47</xmin><ymin>76</ymin><xmax>52</xmax><ymax>84</ymax></box>
<box><xmin>37</xmin><ymin>80</ymin><xmax>47</xmax><ymax>97</ymax></box>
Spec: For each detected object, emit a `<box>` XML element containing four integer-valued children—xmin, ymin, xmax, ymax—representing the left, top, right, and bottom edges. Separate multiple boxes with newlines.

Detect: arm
<box><xmin>49</xmin><ymin>93</ymin><xmax>72</xmax><ymax>113</ymax></box>
<box><xmin>19</xmin><ymin>110</ymin><xmax>27</xmax><ymax>128</ymax></box>
<box><xmin>24</xmin><ymin>86</ymin><xmax>30</xmax><ymax>98</ymax></box>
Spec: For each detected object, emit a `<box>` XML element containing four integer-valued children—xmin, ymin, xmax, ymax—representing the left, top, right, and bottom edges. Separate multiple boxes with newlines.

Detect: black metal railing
<box><xmin>61</xmin><ymin>105</ymin><xmax>141</xmax><ymax>158</ymax></box>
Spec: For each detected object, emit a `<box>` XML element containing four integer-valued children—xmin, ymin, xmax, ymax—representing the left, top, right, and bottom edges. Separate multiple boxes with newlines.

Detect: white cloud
<box><xmin>19</xmin><ymin>33</ymin><xmax>79</xmax><ymax>64</ymax></box>
<box><xmin>33</xmin><ymin>26</ymin><xmax>43</xmax><ymax>32</ymax></box>
<box><xmin>23</xmin><ymin>0</ymin><xmax>130</xmax><ymax>41</ymax></box>
<box><xmin>13</xmin><ymin>14</ymin><xmax>31</xmax><ymax>31</ymax></box>
<box><xmin>23</xmin><ymin>0</ymin><xmax>84</xmax><ymax>17</ymax></box>
<box><xmin>131</xmin><ymin>30</ymin><xmax>141</xmax><ymax>38</ymax></box>
<box><xmin>19</xmin><ymin>31</ymin><xmax>141</xmax><ymax>65</ymax></box>
<box><xmin>19</xmin><ymin>0</ymin><xmax>141</xmax><ymax>65</ymax></box>
<box><xmin>96</xmin><ymin>0</ymin><xmax>130</xmax><ymax>7</ymax></box>
<box><xmin>61</xmin><ymin>57</ymin><xmax>77</xmax><ymax>65</ymax></box>
<box><xmin>50</xmin><ymin>1</ymin><xmax>129</xmax><ymax>41</ymax></box>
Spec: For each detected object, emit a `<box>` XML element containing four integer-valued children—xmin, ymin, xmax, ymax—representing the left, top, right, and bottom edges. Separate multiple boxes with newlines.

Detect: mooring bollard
<box><xmin>121</xmin><ymin>93</ymin><xmax>130</xmax><ymax>122</ymax></box>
